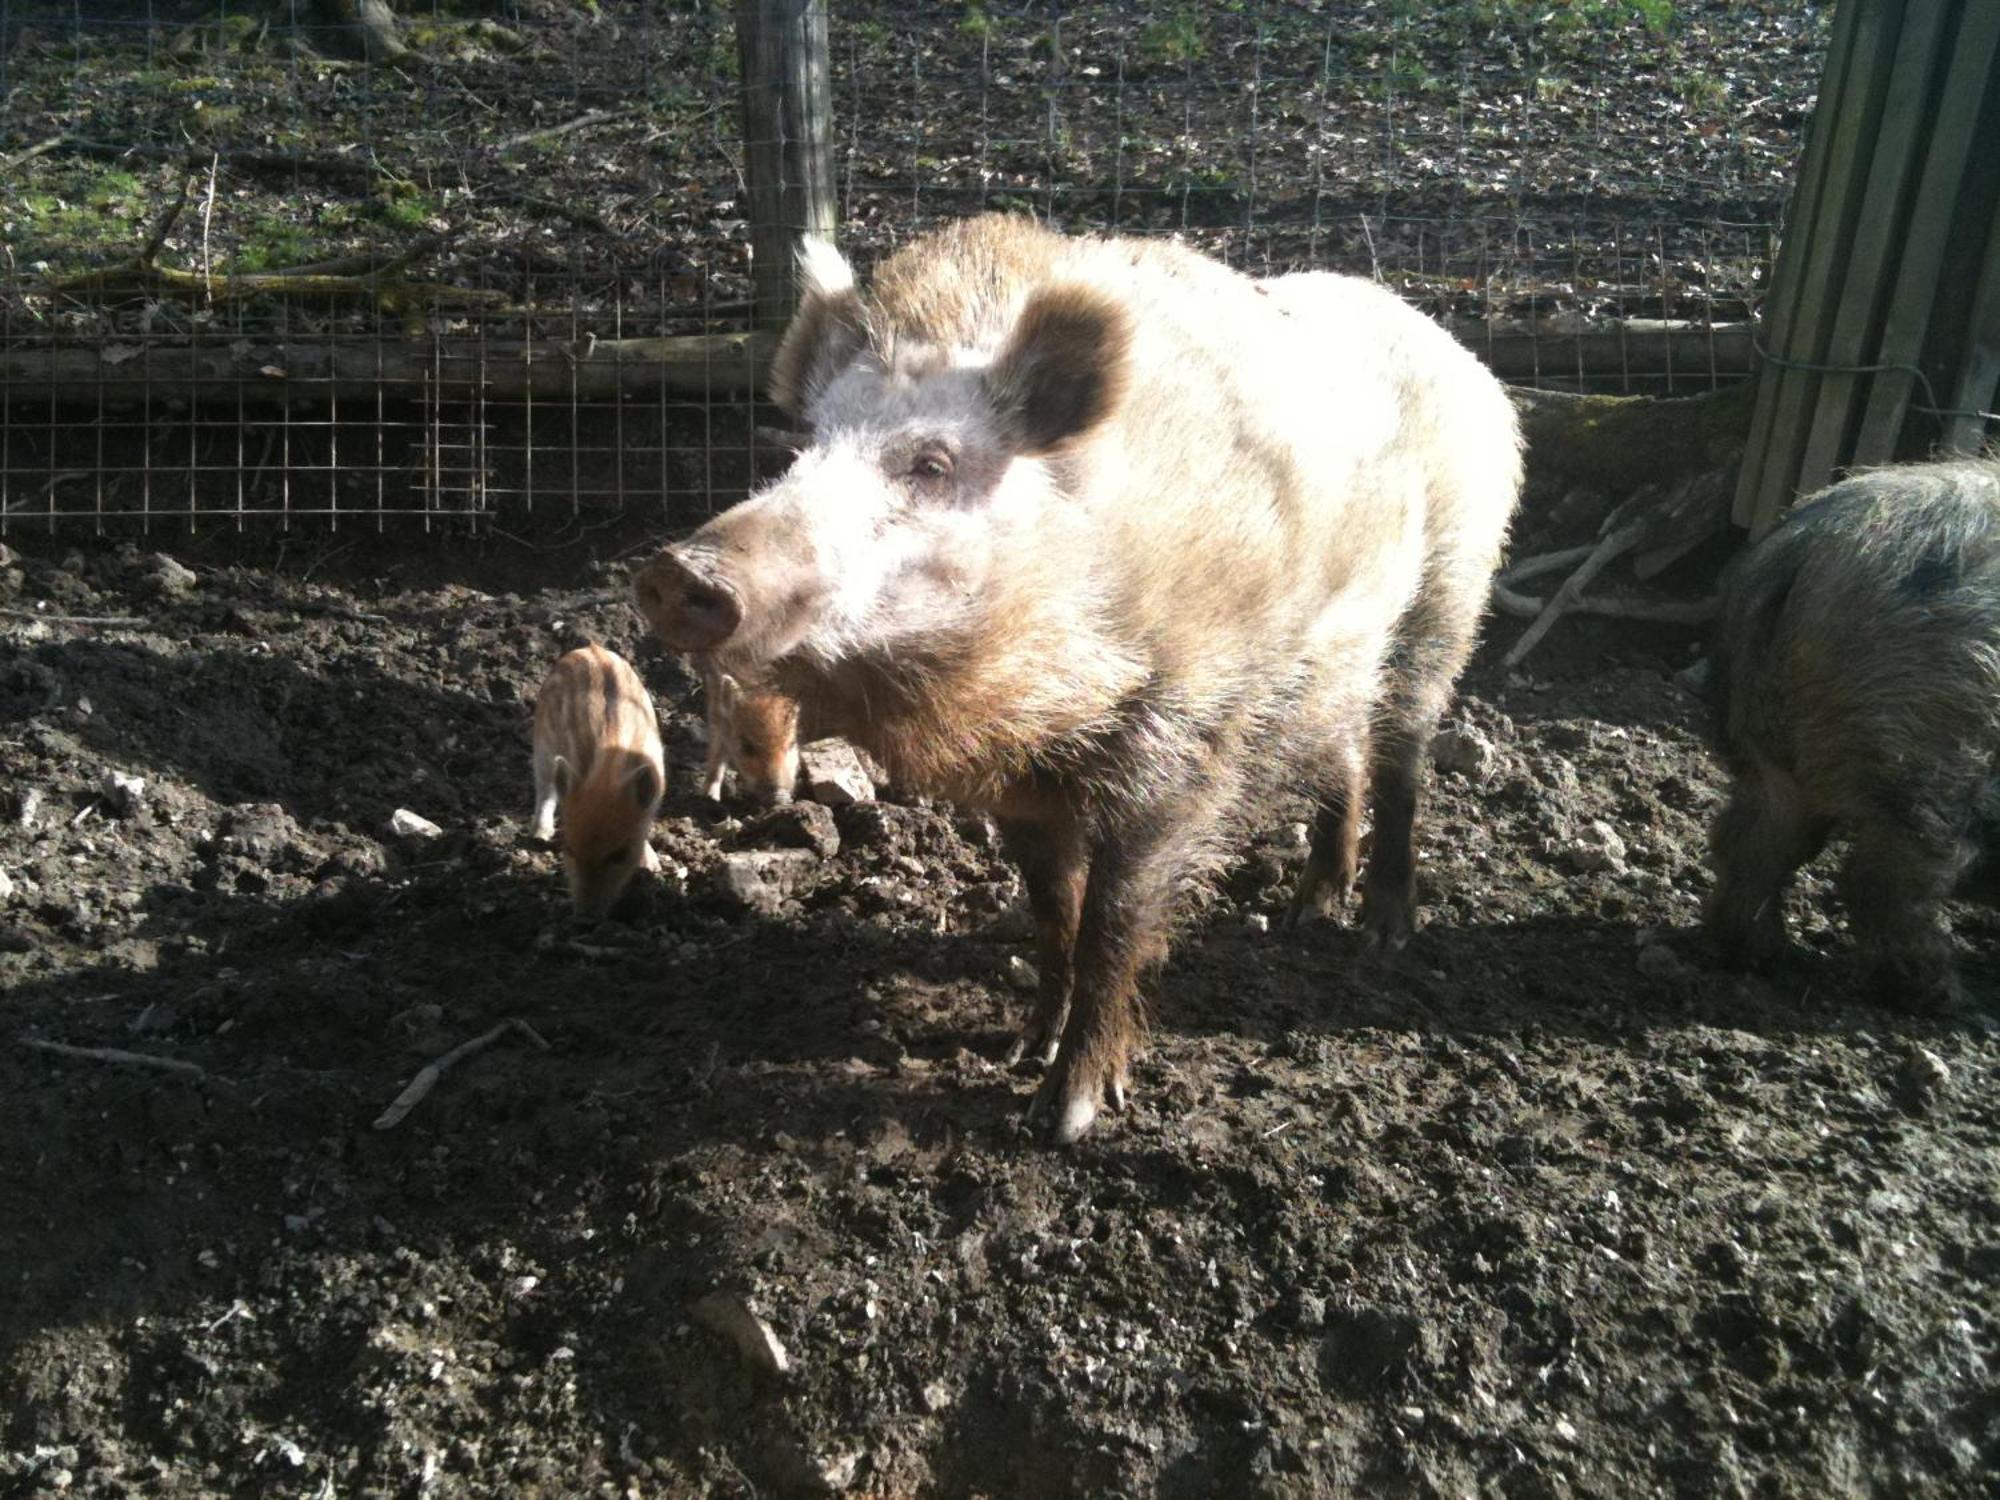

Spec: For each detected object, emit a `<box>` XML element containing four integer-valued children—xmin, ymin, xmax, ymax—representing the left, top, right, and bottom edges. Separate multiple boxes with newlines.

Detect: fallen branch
<box><xmin>21</xmin><ymin>1036</ymin><xmax>206</xmax><ymax>1079</ymax></box>
<box><xmin>1491</xmin><ymin>581</ymin><xmax>1717</xmax><ymax>625</ymax></box>
<box><xmin>271</xmin><ymin>231</ymin><xmax>451</xmax><ymax>278</ymax></box>
<box><xmin>67</xmin><ymin>139</ymin><xmax>381</xmax><ymax>189</ymax></box>
<box><xmin>1</xmin><ymin>609</ymin><xmax>147</xmax><ymax>627</ymax></box>
<box><xmin>0</xmin><ymin>330</ymin><xmax>773</xmax><ymax>408</ymax></box>
<box><xmin>373</xmin><ymin>1017</ymin><xmax>550</xmax><ymax>1130</ymax></box>
<box><xmin>1502</xmin><ymin>520</ymin><xmax>1645</xmax><ymax>669</ymax></box>
<box><xmin>49</xmin><ymin>260</ymin><xmax>506</xmax><ymax>310</ymax></box>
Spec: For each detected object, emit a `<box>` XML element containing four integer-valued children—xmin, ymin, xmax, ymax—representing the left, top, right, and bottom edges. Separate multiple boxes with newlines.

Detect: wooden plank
<box><xmin>1733</xmin><ymin>0</ymin><xmax>1871</xmax><ymax>527</ymax></box>
<box><xmin>1941</xmin><ymin>190</ymin><xmax>2000</xmax><ymax>455</ymax></box>
<box><xmin>736</xmin><ymin>0</ymin><xmax>837</xmax><ymax>334</ymax></box>
<box><xmin>1851</xmin><ymin>2</ymin><xmax>2000</xmax><ymax>462</ymax></box>
<box><xmin>1740</xmin><ymin>0</ymin><xmax>1910</xmax><ymax>536</ymax></box>
<box><xmin>1794</xmin><ymin>0</ymin><xmax>1958</xmax><ymax>495</ymax></box>
<box><xmin>0</xmin><ymin>332</ymin><xmax>776</xmax><ymax>409</ymax></box>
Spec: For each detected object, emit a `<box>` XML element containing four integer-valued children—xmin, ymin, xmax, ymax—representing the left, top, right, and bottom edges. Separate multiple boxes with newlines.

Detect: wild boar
<box><xmin>699</xmin><ymin>663</ymin><xmax>802</xmax><ymax>806</ymax></box>
<box><xmin>530</xmin><ymin>644</ymin><xmax>665</xmax><ymax>919</ymax></box>
<box><xmin>1699</xmin><ymin>456</ymin><xmax>2000</xmax><ymax>1010</ymax></box>
<box><xmin>634</xmin><ymin>214</ymin><xmax>1522</xmax><ymax>1141</ymax></box>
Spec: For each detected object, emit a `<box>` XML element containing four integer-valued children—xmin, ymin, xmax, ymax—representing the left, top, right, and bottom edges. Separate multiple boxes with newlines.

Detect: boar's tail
<box><xmin>1706</xmin><ymin>533</ymin><xmax>1807</xmax><ymax>751</ymax></box>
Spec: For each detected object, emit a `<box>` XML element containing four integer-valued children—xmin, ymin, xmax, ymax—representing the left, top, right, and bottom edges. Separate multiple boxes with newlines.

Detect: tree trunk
<box><xmin>319</xmin><ymin>0</ymin><xmax>411</xmax><ymax>65</ymax></box>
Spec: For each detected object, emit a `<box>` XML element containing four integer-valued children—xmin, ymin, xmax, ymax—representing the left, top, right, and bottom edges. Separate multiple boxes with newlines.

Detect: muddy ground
<box><xmin>0</xmin><ymin>522</ymin><xmax>1996</xmax><ymax>1499</ymax></box>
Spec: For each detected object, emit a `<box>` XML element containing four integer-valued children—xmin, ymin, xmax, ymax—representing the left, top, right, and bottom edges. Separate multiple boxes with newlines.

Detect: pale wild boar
<box><xmin>699</xmin><ymin>663</ymin><xmax>802</xmax><ymax>805</ymax></box>
<box><xmin>1700</xmin><ymin>457</ymin><xmax>2000</xmax><ymax>1011</ymax></box>
<box><xmin>635</xmin><ymin>215</ymin><xmax>1522</xmax><ymax>1142</ymax></box>
<box><xmin>530</xmin><ymin>644</ymin><xmax>666</xmax><ymax>919</ymax></box>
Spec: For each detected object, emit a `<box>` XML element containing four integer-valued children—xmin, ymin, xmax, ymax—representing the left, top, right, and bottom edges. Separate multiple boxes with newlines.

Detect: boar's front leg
<box><xmin>1030</xmin><ymin>785</ymin><xmax>1223</xmax><ymax>1145</ymax></box>
<box><xmin>998</xmin><ymin>811</ymin><xmax>1088</xmax><ymax>1068</ymax></box>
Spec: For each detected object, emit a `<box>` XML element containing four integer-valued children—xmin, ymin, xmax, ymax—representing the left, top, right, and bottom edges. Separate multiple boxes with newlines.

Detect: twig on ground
<box><xmin>21</xmin><ymin>1036</ymin><xmax>207</xmax><ymax>1079</ymax></box>
<box><xmin>138</xmin><ymin>172</ymin><xmax>194</xmax><ymax>265</ymax></box>
<box><xmin>498</xmin><ymin>107</ymin><xmax>637</xmax><ymax>151</ymax></box>
<box><xmin>1</xmin><ymin>134</ymin><xmax>68</xmax><ymax>174</ymax></box>
<box><xmin>1502</xmin><ymin>520</ymin><xmax>1646</xmax><ymax>669</ymax></box>
<box><xmin>1492</xmin><ymin>582</ymin><xmax>1717</xmax><ymax>625</ymax></box>
<box><xmin>1499</xmin><ymin>544</ymin><xmax>1598</xmax><ymax>586</ymax></box>
<box><xmin>274</xmin><ymin>230</ymin><xmax>451</xmax><ymax>278</ymax></box>
<box><xmin>373</xmin><ymin>1018</ymin><xmax>551</xmax><ymax>1130</ymax></box>
<box><xmin>198</xmin><ymin>152</ymin><xmax>220</xmax><ymax>302</ymax></box>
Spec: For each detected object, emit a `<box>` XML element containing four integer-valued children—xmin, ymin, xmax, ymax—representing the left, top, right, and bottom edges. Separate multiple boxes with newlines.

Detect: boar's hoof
<box><xmin>1029</xmin><ymin>1059</ymin><xmax>1129</xmax><ymax>1146</ymax></box>
<box><xmin>1358</xmin><ymin>906</ymin><xmax>1417</xmax><ymax>953</ymax></box>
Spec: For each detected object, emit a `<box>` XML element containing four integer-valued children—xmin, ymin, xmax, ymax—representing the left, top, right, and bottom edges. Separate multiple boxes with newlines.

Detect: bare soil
<box><xmin>2</xmin><ymin>531</ymin><xmax>1996</xmax><ymax>1498</ymax></box>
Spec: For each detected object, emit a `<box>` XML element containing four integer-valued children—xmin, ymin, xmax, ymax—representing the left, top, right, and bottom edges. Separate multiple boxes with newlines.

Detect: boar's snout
<box><xmin>635</xmin><ymin>549</ymin><xmax>743</xmax><ymax>654</ymax></box>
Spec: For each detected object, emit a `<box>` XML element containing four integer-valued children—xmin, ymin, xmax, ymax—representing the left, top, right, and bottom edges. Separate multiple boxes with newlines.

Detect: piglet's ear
<box><xmin>986</xmin><ymin>284</ymin><xmax>1132</xmax><ymax>456</ymax></box>
<box><xmin>768</xmin><ymin>238</ymin><xmax>868</xmax><ymax>421</ymax></box>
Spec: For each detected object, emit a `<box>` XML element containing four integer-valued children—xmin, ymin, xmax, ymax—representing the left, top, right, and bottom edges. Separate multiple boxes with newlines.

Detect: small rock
<box><xmin>1244</xmin><ymin>912</ymin><xmax>1271</xmax><ymax>934</ymax></box>
<box><xmin>1553</xmin><ymin>1417</ymin><xmax>1579</xmax><ymax>1444</ymax></box>
<box><xmin>743</xmin><ymin>800</ymin><xmax>840</xmax><ymax>860</ymax></box>
<box><xmin>692</xmin><ymin>1292</ymin><xmax>790</xmax><ymax>1376</ymax></box>
<box><xmin>390</xmin><ymin>808</ymin><xmax>444</xmax><ymax>840</ymax></box>
<box><xmin>1903</xmin><ymin>1046</ymin><xmax>1950</xmax><ymax>1095</ymax></box>
<box><xmin>99</xmin><ymin>768</ymin><xmax>146</xmax><ymax>816</ymax></box>
<box><xmin>713</xmin><ymin>849</ymin><xmax>819</xmax><ymax>914</ymax></box>
<box><xmin>921</xmin><ymin>1380</ymin><xmax>954</xmax><ymax>1413</ymax></box>
<box><xmin>1005</xmin><ymin>955</ymin><xmax>1040</xmax><ymax>993</ymax></box>
<box><xmin>144</xmin><ymin>553</ymin><xmax>198</xmax><ymax>598</ymax></box>
<box><xmin>0</xmin><ymin>866</ymin><xmax>13</xmax><ymax>903</ymax></box>
<box><xmin>799</xmin><ymin>739</ymin><xmax>877</xmax><ymax>806</ymax></box>
<box><xmin>1566</xmin><ymin>819</ymin><xmax>1628</xmax><ymax>875</ymax></box>
<box><xmin>816</xmin><ymin>1450</ymin><xmax>863</xmax><ymax>1493</ymax></box>
<box><xmin>15</xmin><ymin>786</ymin><xmax>41</xmax><ymax>828</ymax></box>
<box><xmin>1432</xmin><ymin>724</ymin><xmax>1498</xmax><ymax>781</ymax></box>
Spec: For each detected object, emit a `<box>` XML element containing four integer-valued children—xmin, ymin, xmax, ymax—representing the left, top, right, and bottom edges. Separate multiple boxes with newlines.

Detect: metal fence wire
<box><xmin>0</xmin><ymin>0</ymin><xmax>1829</xmax><ymax>533</ymax></box>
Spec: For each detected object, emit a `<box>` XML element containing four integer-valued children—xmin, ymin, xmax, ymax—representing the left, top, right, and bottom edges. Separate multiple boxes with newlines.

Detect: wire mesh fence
<box><xmin>0</xmin><ymin>0</ymin><xmax>1829</xmax><ymax>533</ymax></box>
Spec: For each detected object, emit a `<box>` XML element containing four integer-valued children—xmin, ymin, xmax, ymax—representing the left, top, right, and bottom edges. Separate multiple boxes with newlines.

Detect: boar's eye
<box><xmin>908</xmin><ymin>449</ymin><xmax>954</xmax><ymax>484</ymax></box>
<box><xmin>738</xmin><ymin>737</ymin><xmax>765</xmax><ymax>757</ymax></box>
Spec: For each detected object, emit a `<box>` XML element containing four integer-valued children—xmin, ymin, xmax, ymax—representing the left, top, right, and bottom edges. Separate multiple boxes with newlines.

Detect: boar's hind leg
<box><xmin>1839</xmin><ymin>813</ymin><xmax>1970</xmax><ymax>1012</ymax></box>
<box><xmin>1360</xmin><ymin>581</ymin><xmax>1484</xmax><ymax>949</ymax></box>
<box><xmin>998</xmin><ymin>813</ymin><xmax>1089</xmax><ymax>1069</ymax></box>
<box><xmin>1287</xmin><ymin>737</ymin><xmax>1365</xmax><ymax>929</ymax></box>
<box><xmin>1706</xmin><ymin>772</ymin><xmax>1826</xmax><ymax>969</ymax></box>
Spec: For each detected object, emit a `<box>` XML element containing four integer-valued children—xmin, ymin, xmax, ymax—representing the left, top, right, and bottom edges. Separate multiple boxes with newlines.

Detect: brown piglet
<box><xmin>699</xmin><ymin>663</ymin><xmax>802</xmax><ymax>805</ymax></box>
<box><xmin>531</xmin><ymin>644</ymin><xmax>665</xmax><ymax>918</ymax></box>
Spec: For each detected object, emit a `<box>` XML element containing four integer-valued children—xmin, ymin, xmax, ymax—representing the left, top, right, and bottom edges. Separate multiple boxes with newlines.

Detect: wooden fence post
<box><xmin>736</xmin><ymin>0</ymin><xmax>837</xmax><ymax>336</ymax></box>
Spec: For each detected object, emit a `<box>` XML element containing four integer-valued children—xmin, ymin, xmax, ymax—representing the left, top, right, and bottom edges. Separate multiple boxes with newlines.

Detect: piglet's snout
<box><xmin>634</xmin><ymin>549</ymin><xmax>743</xmax><ymax>653</ymax></box>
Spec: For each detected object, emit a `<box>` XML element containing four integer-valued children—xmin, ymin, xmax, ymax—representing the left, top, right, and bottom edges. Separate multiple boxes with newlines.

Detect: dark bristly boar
<box><xmin>1699</xmin><ymin>456</ymin><xmax>2000</xmax><ymax>1011</ymax></box>
<box><xmin>699</xmin><ymin>663</ymin><xmax>802</xmax><ymax>806</ymax></box>
<box><xmin>634</xmin><ymin>215</ymin><xmax>1522</xmax><ymax>1142</ymax></box>
<box><xmin>531</xmin><ymin>644</ymin><xmax>665</xmax><ymax>919</ymax></box>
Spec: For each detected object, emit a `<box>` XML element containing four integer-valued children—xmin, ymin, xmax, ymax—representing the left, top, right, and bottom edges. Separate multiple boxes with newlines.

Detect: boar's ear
<box><xmin>768</xmin><ymin>237</ymin><xmax>868</xmax><ymax>421</ymax></box>
<box><xmin>986</xmin><ymin>284</ymin><xmax>1133</xmax><ymax>456</ymax></box>
<box><xmin>551</xmin><ymin>754</ymin><xmax>576</xmax><ymax>798</ymax></box>
<box><xmin>625</xmin><ymin>760</ymin><xmax>662</xmax><ymax>809</ymax></box>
